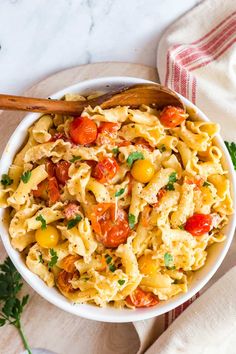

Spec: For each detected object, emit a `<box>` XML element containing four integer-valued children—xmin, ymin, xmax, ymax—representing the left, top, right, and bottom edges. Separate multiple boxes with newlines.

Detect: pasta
<box><xmin>1</xmin><ymin>93</ymin><xmax>233</xmax><ymax>309</ymax></box>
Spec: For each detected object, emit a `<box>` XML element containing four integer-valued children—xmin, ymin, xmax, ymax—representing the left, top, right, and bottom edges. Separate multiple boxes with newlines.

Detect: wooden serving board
<box><xmin>0</xmin><ymin>62</ymin><xmax>158</xmax><ymax>354</ymax></box>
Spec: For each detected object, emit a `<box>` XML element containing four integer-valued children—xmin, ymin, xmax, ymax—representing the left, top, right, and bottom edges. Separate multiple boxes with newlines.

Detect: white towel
<box><xmin>133</xmin><ymin>1</ymin><xmax>236</xmax><ymax>353</ymax></box>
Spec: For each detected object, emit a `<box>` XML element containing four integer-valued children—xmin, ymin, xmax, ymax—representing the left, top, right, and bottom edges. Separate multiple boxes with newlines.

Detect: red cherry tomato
<box><xmin>69</xmin><ymin>116</ymin><xmax>97</xmax><ymax>145</ymax></box>
<box><xmin>93</xmin><ymin>157</ymin><xmax>119</xmax><ymax>183</ymax></box>
<box><xmin>55</xmin><ymin>161</ymin><xmax>71</xmax><ymax>185</ymax></box>
<box><xmin>118</xmin><ymin>140</ymin><xmax>131</xmax><ymax>147</ymax></box>
<box><xmin>98</xmin><ymin>122</ymin><xmax>119</xmax><ymax>135</ymax></box>
<box><xmin>48</xmin><ymin>177</ymin><xmax>60</xmax><ymax>204</ymax></box>
<box><xmin>45</xmin><ymin>159</ymin><xmax>55</xmax><ymax>178</ymax></box>
<box><xmin>126</xmin><ymin>287</ymin><xmax>159</xmax><ymax>308</ymax></box>
<box><xmin>159</xmin><ymin>106</ymin><xmax>187</xmax><ymax>128</ymax></box>
<box><xmin>90</xmin><ymin>203</ymin><xmax>130</xmax><ymax>248</ymax></box>
<box><xmin>32</xmin><ymin>180</ymin><xmax>48</xmax><ymax>200</ymax></box>
<box><xmin>185</xmin><ymin>213</ymin><xmax>212</xmax><ymax>236</ymax></box>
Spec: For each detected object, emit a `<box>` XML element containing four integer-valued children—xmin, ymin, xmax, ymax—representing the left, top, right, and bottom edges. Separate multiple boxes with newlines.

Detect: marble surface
<box><xmin>0</xmin><ymin>0</ymin><xmax>200</xmax><ymax>94</ymax></box>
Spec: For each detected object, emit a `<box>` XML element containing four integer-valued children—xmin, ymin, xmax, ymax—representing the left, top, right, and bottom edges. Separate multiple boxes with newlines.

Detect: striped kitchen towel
<box><xmin>133</xmin><ymin>0</ymin><xmax>236</xmax><ymax>353</ymax></box>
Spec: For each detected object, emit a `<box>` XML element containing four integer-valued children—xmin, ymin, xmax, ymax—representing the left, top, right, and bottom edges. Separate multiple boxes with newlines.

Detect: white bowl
<box><xmin>0</xmin><ymin>76</ymin><xmax>235</xmax><ymax>323</ymax></box>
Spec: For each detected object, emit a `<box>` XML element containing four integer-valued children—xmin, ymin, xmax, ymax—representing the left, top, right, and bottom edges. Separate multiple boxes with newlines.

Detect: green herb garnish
<box><xmin>225</xmin><ymin>141</ymin><xmax>236</xmax><ymax>170</ymax></box>
<box><xmin>128</xmin><ymin>213</ymin><xmax>136</xmax><ymax>229</ymax></box>
<box><xmin>112</xmin><ymin>147</ymin><xmax>119</xmax><ymax>156</ymax></box>
<box><xmin>118</xmin><ymin>279</ymin><xmax>125</xmax><ymax>286</ymax></box>
<box><xmin>203</xmin><ymin>181</ymin><xmax>211</xmax><ymax>187</ymax></box>
<box><xmin>115</xmin><ymin>188</ymin><xmax>125</xmax><ymax>197</ymax></box>
<box><xmin>127</xmin><ymin>152</ymin><xmax>144</xmax><ymax>167</ymax></box>
<box><xmin>164</xmin><ymin>252</ymin><xmax>175</xmax><ymax>270</ymax></box>
<box><xmin>36</xmin><ymin>214</ymin><xmax>47</xmax><ymax>230</ymax></box>
<box><xmin>48</xmin><ymin>249</ymin><xmax>58</xmax><ymax>268</ymax></box>
<box><xmin>1</xmin><ymin>174</ymin><xmax>13</xmax><ymax>186</ymax></box>
<box><xmin>70</xmin><ymin>155</ymin><xmax>81</xmax><ymax>163</ymax></box>
<box><xmin>109</xmin><ymin>264</ymin><xmax>116</xmax><ymax>272</ymax></box>
<box><xmin>67</xmin><ymin>215</ymin><xmax>82</xmax><ymax>229</ymax></box>
<box><xmin>160</xmin><ymin>145</ymin><xmax>166</xmax><ymax>152</ymax></box>
<box><xmin>38</xmin><ymin>253</ymin><xmax>44</xmax><ymax>264</ymax></box>
<box><xmin>0</xmin><ymin>257</ymin><xmax>31</xmax><ymax>353</ymax></box>
<box><xmin>105</xmin><ymin>254</ymin><xmax>112</xmax><ymax>265</ymax></box>
<box><xmin>178</xmin><ymin>225</ymin><xmax>184</xmax><ymax>230</ymax></box>
<box><xmin>21</xmin><ymin>171</ymin><xmax>31</xmax><ymax>184</ymax></box>
<box><xmin>166</xmin><ymin>172</ymin><xmax>177</xmax><ymax>191</ymax></box>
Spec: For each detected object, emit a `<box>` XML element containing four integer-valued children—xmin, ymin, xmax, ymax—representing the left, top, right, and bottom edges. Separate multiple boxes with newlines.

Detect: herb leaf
<box><xmin>67</xmin><ymin>214</ymin><xmax>82</xmax><ymax>229</ymax></box>
<box><xmin>128</xmin><ymin>213</ymin><xmax>136</xmax><ymax>229</ymax></box>
<box><xmin>115</xmin><ymin>188</ymin><xmax>125</xmax><ymax>197</ymax></box>
<box><xmin>105</xmin><ymin>254</ymin><xmax>112</xmax><ymax>265</ymax></box>
<box><xmin>118</xmin><ymin>279</ymin><xmax>125</xmax><ymax>285</ymax></box>
<box><xmin>225</xmin><ymin>141</ymin><xmax>236</xmax><ymax>170</ymax></box>
<box><xmin>112</xmin><ymin>147</ymin><xmax>119</xmax><ymax>156</ymax></box>
<box><xmin>160</xmin><ymin>145</ymin><xmax>166</xmax><ymax>152</ymax></box>
<box><xmin>166</xmin><ymin>172</ymin><xmax>177</xmax><ymax>191</ymax></box>
<box><xmin>48</xmin><ymin>249</ymin><xmax>58</xmax><ymax>268</ymax></box>
<box><xmin>36</xmin><ymin>214</ymin><xmax>47</xmax><ymax>230</ymax></box>
<box><xmin>39</xmin><ymin>253</ymin><xmax>44</xmax><ymax>264</ymax></box>
<box><xmin>203</xmin><ymin>181</ymin><xmax>211</xmax><ymax>187</ymax></box>
<box><xmin>21</xmin><ymin>171</ymin><xmax>31</xmax><ymax>184</ymax></box>
<box><xmin>109</xmin><ymin>264</ymin><xmax>116</xmax><ymax>272</ymax></box>
<box><xmin>178</xmin><ymin>225</ymin><xmax>184</xmax><ymax>230</ymax></box>
<box><xmin>127</xmin><ymin>152</ymin><xmax>144</xmax><ymax>167</ymax></box>
<box><xmin>70</xmin><ymin>155</ymin><xmax>81</xmax><ymax>163</ymax></box>
<box><xmin>164</xmin><ymin>252</ymin><xmax>175</xmax><ymax>269</ymax></box>
<box><xmin>0</xmin><ymin>257</ymin><xmax>31</xmax><ymax>353</ymax></box>
<box><xmin>1</xmin><ymin>174</ymin><xmax>13</xmax><ymax>186</ymax></box>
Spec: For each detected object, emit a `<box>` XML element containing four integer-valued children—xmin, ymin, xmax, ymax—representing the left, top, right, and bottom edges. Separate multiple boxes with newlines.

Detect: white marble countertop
<box><xmin>0</xmin><ymin>0</ymin><xmax>200</xmax><ymax>94</ymax></box>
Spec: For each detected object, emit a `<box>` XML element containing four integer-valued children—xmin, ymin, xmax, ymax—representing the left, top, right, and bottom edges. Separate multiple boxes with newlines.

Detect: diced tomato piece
<box><xmin>69</xmin><ymin>116</ymin><xmax>97</xmax><ymax>145</ymax></box>
<box><xmin>45</xmin><ymin>159</ymin><xmax>55</xmax><ymax>178</ymax></box>
<box><xmin>55</xmin><ymin>161</ymin><xmax>71</xmax><ymax>185</ymax></box>
<box><xmin>185</xmin><ymin>213</ymin><xmax>212</xmax><ymax>236</ymax></box>
<box><xmin>186</xmin><ymin>176</ymin><xmax>204</xmax><ymax>190</ymax></box>
<box><xmin>92</xmin><ymin>157</ymin><xmax>119</xmax><ymax>183</ymax></box>
<box><xmin>32</xmin><ymin>180</ymin><xmax>48</xmax><ymax>200</ymax></box>
<box><xmin>64</xmin><ymin>203</ymin><xmax>80</xmax><ymax>220</ymax></box>
<box><xmin>118</xmin><ymin>140</ymin><xmax>131</xmax><ymax>147</ymax></box>
<box><xmin>90</xmin><ymin>203</ymin><xmax>130</xmax><ymax>248</ymax></box>
<box><xmin>159</xmin><ymin>106</ymin><xmax>187</xmax><ymax>128</ymax></box>
<box><xmin>98</xmin><ymin>122</ymin><xmax>119</xmax><ymax>135</ymax></box>
<box><xmin>48</xmin><ymin>177</ymin><xmax>60</xmax><ymax>204</ymax></box>
<box><xmin>126</xmin><ymin>287</ymin><xmax>159</xmax><ymax>308</ymax></box>
<box><xmin>141</xmin><ymin>205</ymin><xmax>152</xmax><ymax>227</ymax></box>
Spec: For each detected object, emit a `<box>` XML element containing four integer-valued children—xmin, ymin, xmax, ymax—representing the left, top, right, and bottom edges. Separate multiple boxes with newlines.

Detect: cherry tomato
<box><xmin>186</xmin><ymin>177</ymin><xmax>204</xmax><ymax>190</ymax></box>
<box><xmin>98</xmin><ymin>122</ymin><xmax>119</xmax><ymax>135</ymax></box>
<box><xmin>141</xmin><ymin>205</ymin><xmax>152</xmax><ymax>227</ymax></box>
<box><xmin>32</xmin><ymin>180</ymin><xmax>48</xmax><ymax>200</ymax></box>
<box><xmin>126</xmin><ymin>287</ymin><xmax>159</xmax><ymax>308</ymax></box>
<box><xmin>48</xmin><ymin>177</ymin><xmax>60</xmax><ymax>204</ymax></box>
<box><xmin>69</xmin><ymin>116</ymin><xmax>97</xmax><ymax>145</ymax></box>
<box><xmin>185</xmin><ymin>213</ymin><xmax>212</xmax><ymax>236</ymax></box>
<box><xmin>57</xmin><ymin>270</ymin><xmax>75</xmax><ymax>293</ymax></box>
<box><xmin>131</xmin><ymin>159</ymin><xmax>155</xmax><ymax>183</ymax></box>
<box><xmin>45</xmin><ymin>159</ymin><xmax>55</xmax><ymax>178</ymax></box>
<box><xmin>60</xmin><ymin>254</ymin><xmax>80</xmax><ymax>273</ymax></box>
<box><xmin>55</xmin><ymin>161</ymin><xmax>71</xmax><ymax>185</ymax></box>
<box><xmin>159</xmin><ymin>106</ymin><xmax>187</xmax><ymax>128</ymax></box>
<box><xmin>118</xmin><ymin>140</ymin><xmax>131</xmax><ymax>147</ymax></box>
<box><xmin>90</xmin><ymin>203</ymin><xmax>130</xmax><ymax>248</ymax></box>
<box><xmin>35</xmin><ymin>225</ymin><xmax>60</xmax><ymax>248</ymax></box>
<box><xmin>93</xmin><ymin>157</ymin><xmax>119</xmax><ymax>183</ymax></box>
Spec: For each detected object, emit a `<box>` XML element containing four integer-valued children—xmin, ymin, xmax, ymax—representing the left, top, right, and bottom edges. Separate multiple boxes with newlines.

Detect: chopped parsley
<box><xmin>105</xmin><ymin>254</ymin><xmax>112</xmax><ymax>265</ymax></box>
<box><xmin>128</xmin><ymin>213</ymin><xmax>136</xmax><ymax>229</ymax></box>
<box><xmin>21</xmin><ymin>171</ymin><xmax>31</xmax><ymax>184</ymax></box>
<box><xmin>164</xmin><ymin>252</ymin><xmax>175</xmax><ymax>270</ymax></box>
<box><xmin>225</xmin><ymin>141</ymin><xmax>236</xmax><ymax>170</ymax></box>
<box><xmin>67</xmin><ymin>215</ymin><xmax>82</xmax><ymax>229</ymax></box>
<box><xmin>38</xmin><ymin>253</ymin><xmax>44</xmax><ymax>264</ymax></box>
<box><xmin>160</xmin><ymin>145</ymin><xmax>166</xmax><ymax>152</ymax></box>
<box><xmin>118</xmin><ymin>279</ymin><xmax>125</xmax><ymax>286</ymax></box>
<box><xmin>109</xmin><ymin>264</ymin><xmax>116</xmax><ymax>272</ymax></box>
<box><xmin>166</xmin><ymin>172</ymin><xmax>177</xmax><ymax>191</ymax></box>
<box><xmin>127</xmin><ymin>151</ymin><xmax>144</xmax><ymax>167</ymax></box>
<box><xmin>36</xmin><ymin>214</ymin><xmax>47</xmax><ymax>230</ymax></box>
<box><xmin>48</xmin><ymin>249</ymin><xmax>58</xmax><ymax>268</ymax></box>
<box><xmin>115</xmin><ymin>188</ymin><xmax>125</xmax><ymax>197</ymax></box>
<box><xmin>203</xmin><ymin>181</ymin><xmax>211</xmax><ymax>187</ymax></box>
<box><xmin>112</xmin><ymin>147</ymin><xmax>119</xmax><ymax>156</ymax></box>
<box><xmin>178</xmin><ymin>225</ymin><xmax>184</xmax><ymax>230</ymax></box>
<box><xmin>1</xmin><ymin>174</ymin><xmax>13</xmax><ymax>186</ymax></box>
<box><xmin>70</xmin><ymin>155</ymin><xmax>81</xmax><ymax>163</ymax></box>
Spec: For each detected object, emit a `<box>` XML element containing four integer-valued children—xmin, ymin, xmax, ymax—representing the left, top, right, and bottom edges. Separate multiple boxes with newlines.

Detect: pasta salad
<box><xmin>0</xmin><ymin>93</ymin><xmax>233</xmax><ymax>308</ymax></box>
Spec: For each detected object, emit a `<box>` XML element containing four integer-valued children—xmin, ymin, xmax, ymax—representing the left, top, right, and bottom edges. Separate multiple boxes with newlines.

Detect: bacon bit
<box><xmin>134</xmin><ymin>138</ymin><xmax>154</xmax><ymax>151</ymax></box>
<box><xmin>64</xmin><ymin>202</ymin><xmax>80</xmax><ymax>220</ymax></box>
<box><xmin>60</xmin><ymin>255</ymin><xmax>80</xmax><ymax>273</ymax></box>
<box><xmin>50</xmin><ymin>132</ymin><xmax>68</xmax><ymax>142</ymax></box>
<box><xmin>141</xmin><ymin>205</ymin><xmax>152</xmax><ymax>227</ymax></box>
<box><xmin>118</xmin><ymin>140</ymin><xmax>131</xmax><ymax>147</ymax></box>
<box><xmin>152</xmin><ymin>188</ymin><xmax>166</xmax><ymax>208</ymax></box>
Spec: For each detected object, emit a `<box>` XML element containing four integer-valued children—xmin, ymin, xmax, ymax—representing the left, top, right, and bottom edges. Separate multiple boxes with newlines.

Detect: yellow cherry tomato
<box><xmin>35</xmin><ymin>225</ymin><xmax>60</xmax><ymax>248</ymax></box>
<box><xmin>131</xmin><ymin>159</ymin><xmax>155</xmax><ymax>183</ymax></box>
<box><xmin>138</xmin><ymin>254</ymin><xmax>159</xmax><ymax>275</ymax></box>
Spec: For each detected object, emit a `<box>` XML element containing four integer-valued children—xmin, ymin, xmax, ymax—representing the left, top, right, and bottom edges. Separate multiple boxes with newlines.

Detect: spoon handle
<box><xmin>0</xmin><ymin>94</ymin><xmax>87</xmax><ymax>116</ymax></box>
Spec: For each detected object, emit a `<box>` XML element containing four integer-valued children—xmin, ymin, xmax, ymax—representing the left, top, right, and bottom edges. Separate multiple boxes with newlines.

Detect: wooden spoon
<box><xmin>0</xmin><ymin>83</ymin><xmax>184</xmax><ymax>116</ymax></box>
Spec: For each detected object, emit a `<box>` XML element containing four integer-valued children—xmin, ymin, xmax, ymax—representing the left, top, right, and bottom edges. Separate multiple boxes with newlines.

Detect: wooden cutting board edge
<box><xmin>0</xmin><ymin>62</ymin><xmax>158</xmax><ymax>354</ymax></box>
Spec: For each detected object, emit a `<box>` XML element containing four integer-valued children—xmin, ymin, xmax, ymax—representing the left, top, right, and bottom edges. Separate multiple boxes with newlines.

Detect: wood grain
<box><xmin>0</xmin><ymin>62</ymin><xmax>158</xmax><ymax>354</ymax></box>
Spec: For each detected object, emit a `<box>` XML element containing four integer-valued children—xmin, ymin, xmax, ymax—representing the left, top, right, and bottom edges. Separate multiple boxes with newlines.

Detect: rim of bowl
<box><xmin>0</xmin><ymin>76</ymin><xmax>235</xmax><ymax>323</ymax></box>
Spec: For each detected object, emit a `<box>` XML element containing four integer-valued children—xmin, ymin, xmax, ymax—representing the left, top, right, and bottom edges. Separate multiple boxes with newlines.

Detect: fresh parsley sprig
<box><xmin>166</xmin><ymin>172</ymin><xmax>177</xmax><ymax>191</ymax></box>
<box><xmin>48</xmin><ymin>249</ymin><xmax>58</xmax><ymax>268</ymax></box>
<box><xmin>0</xmin><ymin>257</ymin><xmax>31</xmax><ymax>353</ymax></box>
<box><xmin>67</xmin><ymin>215</ymin><xmax>82</xmax><ymax>229</ymax></box>
<box><xmin>21</xmin><ymin>171</ymin><xmax>31</xmax><ymax>184</ymax></box>
<box><xmin>1</xmin><ymin>174</ymin><xmax>13</xmax><ymax>186</ymax></box>
<box><xmin>127</xmin><ymin>152</ymin><xmax>144</xmax><ymax>167</ymax></box>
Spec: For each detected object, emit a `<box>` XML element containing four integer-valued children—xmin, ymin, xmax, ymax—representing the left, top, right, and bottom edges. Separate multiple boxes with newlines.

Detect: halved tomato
<box><xmin>55</xmin><ymin>161</ymin><xmax>71</xmax><ymax>185</ymax></box>
<box><xmin>185</xmin><ymin>213</ymin><xmax>212</xmax><ymax>236</ymax></box>
<box><xmin>126</xmin><ymin>287</ymin><xmax>159</xmax><ymax>308</ymax></box>
<box><xmin>159</xmin><ymin>106</ymin><xmax>187</xmax><ymax>128</ymax></box>
<box><xmin>92</xmin><ymin>157</ymin><xmax>119</xmax><ymax>183</ymax></box>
